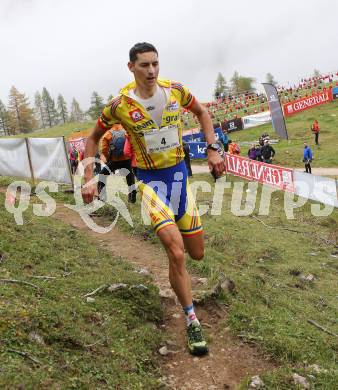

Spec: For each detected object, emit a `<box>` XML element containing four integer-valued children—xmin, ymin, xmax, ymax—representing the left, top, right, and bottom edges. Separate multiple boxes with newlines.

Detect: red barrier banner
<box><xmin>283</xmin><ymin>90</ymin><xmax>333</xmax><ymax>116</ymax></box>
<box><xmin>224</xmin><ymin>154</ymin><xmax>295</xmax><ymax>192</ymax></box>
<box><xmin>69</xmin><ymin>137</ymin><xmax>87</xmax><ymax>152</ymax></box>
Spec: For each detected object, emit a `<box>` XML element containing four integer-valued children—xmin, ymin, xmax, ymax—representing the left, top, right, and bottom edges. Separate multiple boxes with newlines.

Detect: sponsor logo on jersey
<box><xmin>129</xmin><ymin>109</ymin><xmax>144</xmax><ymax>122</ymax></box>
<box><xmin>166</xmin><ymin>100</ymin><xmax>179</xmax><ymax>112</ymax></box>
<box><xmin>146</xmin><ymin>106</ymin><xmax>155</xmax><ymax>111</ymax></box>
<box><xmin>133</xmin><ymin>119</ymin><xmax>155</xmax><ymax>132</ymax></box>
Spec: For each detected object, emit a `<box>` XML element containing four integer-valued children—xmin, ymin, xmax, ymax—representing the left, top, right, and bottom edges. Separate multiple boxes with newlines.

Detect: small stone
<box><xmin>159</xmin><ymin>346</ymin><xmax>169</xmax><ymax>356</ymax></box>
<box><xmin>86</xmin><ymin>297</ymin><xmax>95</xmax><ymax>303</ymax></box>
<box><xmin>172</xmin><ymin>313</ymin><xmax>181</xmax><ymax>319</ymax></box>
<box><xmin>107</xmin><ymin>283</ymin><xmax>128</xmax><ymax>292</ymax></box>
<box><xmin>308</xmin><ymin>252</ymin><xmax>317</xmax><ymax>256</ymax></box>
<box><xmin>307</xmin><ymin>364</ymin><xmax>328</xmax><ymax>374</ymax></box>
<box><xmin>299</xmin><ymin>274</ymin><xmax>315</xmax><ymax>283</ymax></box>
<box><xmin>130</xmin><ymin>284</ymin><xmax>148</xmax><ymax>291</ymax></box>
<box><xmin>158</xmin><ymin>345</ymin><xmax>178</xmax><ymax>356</ymax></box>
<box><xmin>166</xmin><ymin>340</ymin><xmax>178</xmax><ymax>347</ymax></box>
<box><xmin>305</xmin><ymin>274</ymin><xmax>315</xmax><ymax>282</ymax></box>
<box><xmin>249</xmin><ymin>375</ymin><xmax>264</xmax><ymax>389</ymax></box>
<box><xmin>292</xmin><ymin>373</ymin><xmax>310</xmax><ymax>389</ymax></box>
<box><xmin>198</xmin><ymin>277</ymin><xmax>208</xmax><ymax>285</ymax></box>
<box><xmin>193</xmin><ymin>357</ymin><xmax>199</xmax><ymax>362</ymax></box>
<box><xmin>137</xmin><ymin>268</ymin><xmax>151</xmax><ymax>276</ymax></box>
<box><xmin>28</xmin><ymin>331</ymin><xmax>45</xmax><ymax>345</ymax></box>
<box><xmin>159</xmin><ymin>288</ymin><xmax>175</xmax><ymax>299</ymax></box>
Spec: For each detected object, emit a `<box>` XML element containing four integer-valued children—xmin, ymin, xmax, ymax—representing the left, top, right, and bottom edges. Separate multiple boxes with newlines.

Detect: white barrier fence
<box><xmin>293</xmin><ymin>171</ymin><xmax>338</xmax><ymax>208</ymax></box>
<box><xmin>242</xmin><ymin>111</ymin><xmax>272</xmax><ymax>129</ymax></box>
<box><xmin>0</xmin><ymin>137</ymin><xmax>72</xmax><ymax>185</ymax></box>
<box><xmin>1</xmin><ymin>139</ymin><xmax>337</xmax><ymax>208</ymax></box>
<box><xmin>224</xmin><ymin>153</ymin><xmax>338</xmax><ymax>209</ymax></box>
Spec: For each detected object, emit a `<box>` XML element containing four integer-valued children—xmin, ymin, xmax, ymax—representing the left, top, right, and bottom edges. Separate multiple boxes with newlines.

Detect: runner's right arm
<box><xmin>82</xmin><ymin>123</ymin><xmax>107</xmax><ymax>204</ymax></box>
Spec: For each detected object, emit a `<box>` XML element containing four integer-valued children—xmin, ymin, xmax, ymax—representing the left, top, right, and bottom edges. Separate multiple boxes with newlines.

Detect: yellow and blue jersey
<box><xmin>97</xmin><ymin>79</ymin><xmax>195</xmax><ymax>170</ymax></box>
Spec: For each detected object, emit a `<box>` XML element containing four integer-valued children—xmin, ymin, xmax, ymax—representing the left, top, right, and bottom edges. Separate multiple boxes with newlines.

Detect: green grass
<box><xmin>113</xmin><ymin>173</ymin><xmax>338</xmax><ymax>389</ymax></box>
<box><xmin>5</xmin><ymin>120</ymin><xmax>95</xmax><ymax>139</ymax></box>
<box><xmin>0</xmin><ymin>192</ymin><xmax>164</xmax><ymax>389</ymax></box>
<box><xmin>1</xmin><ymin>169</ymin><xmax>338</xmax><ymax>388</ymax></box>
<box><xmin>229</xmin><ymin>100</ymin><xmax>338</xmax><ymax>168</ymax></box>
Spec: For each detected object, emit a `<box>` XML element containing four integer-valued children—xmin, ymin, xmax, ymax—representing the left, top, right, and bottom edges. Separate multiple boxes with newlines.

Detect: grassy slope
<box><xmin>8</xmin><ymin>121</ymin><xmax>95</xmax><ymax>139</ymax></box>
<box><xmin>113</xmin><ymin>174</ymin><xmax>338</xmax><ymax>389</ymax></box>
<box><xmin>0</xmin><ymin>168</ymin><xmax>338</xmax><ymax>390</ymax></box>
<box><xmin>229</xmin><ymin>100</ymin><xmax>338</xmax><ymax>168</ymax></box>
<box><xmin>0</xmin><ymin>192</ymin><xmax>163</xmax><ymax>389</ymax></box>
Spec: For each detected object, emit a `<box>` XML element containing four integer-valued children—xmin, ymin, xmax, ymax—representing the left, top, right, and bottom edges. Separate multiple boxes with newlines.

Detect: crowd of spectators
<box><xmin>181</xmin><ymin>70</ymin><xmax>338</xmax><ymax>129</ymax></box>
<box><xmin>246</xmin><ymin>133</ymin><xmax>276</xmax><ymax>164</ymax></box>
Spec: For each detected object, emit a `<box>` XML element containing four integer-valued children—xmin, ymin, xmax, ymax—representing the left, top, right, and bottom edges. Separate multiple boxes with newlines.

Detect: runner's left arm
<box><xmin>188</xmin><ymin>98</ymin><xmax>225</xmax><ymax>176</ymax></box>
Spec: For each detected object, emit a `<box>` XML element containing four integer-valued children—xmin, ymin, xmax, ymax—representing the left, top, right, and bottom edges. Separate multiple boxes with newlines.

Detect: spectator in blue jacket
<box><xmin>219</xmin><ymin>129</ymin><xmax>229</xmax><ymax>152</ymax></box>
<box><xmin>303</xmin><ymin>142</ymin><xmax>313</xmax><ymax>174</ymax></box>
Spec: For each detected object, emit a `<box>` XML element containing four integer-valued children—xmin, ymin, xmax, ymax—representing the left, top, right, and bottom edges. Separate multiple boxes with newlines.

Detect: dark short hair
<box><xmin>129</xmin><ymin>42</ymin><xmax>158</xmax><ymax>62</ymax></box>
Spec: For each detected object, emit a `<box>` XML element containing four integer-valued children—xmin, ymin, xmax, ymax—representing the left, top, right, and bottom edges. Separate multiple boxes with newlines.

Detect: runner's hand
<box><xmin>81</xmin><ymin>181</ymin><xmax>97</xmax><ymax>204</ymax></box>
<box><xmin>207</xmin><ymin>150</ymin><xmax>225</xmax><ymax>177</ymax></box>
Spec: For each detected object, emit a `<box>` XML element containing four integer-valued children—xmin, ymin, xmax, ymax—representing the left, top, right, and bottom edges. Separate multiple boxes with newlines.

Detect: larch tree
<box><xmin>230</xmin><ymin>71</ymin><xmax>255</xmax><ymax>94</ymax></box>
<box><xmin>0</xmin><ymin>99</ymin><xmax>11</xmax><ymax>135</ymax></box>
<box><xmin>266</xmin><ymin>73</ymin><xmax>278</xmax><ymax>86</ymax></box>
<box><xmin>34</xmin><ymin>91</ymin><xmax>46</xmax><ymax>128</ymax></box>
<box><xmin>88</xmin><ymin>91</ymin><xmax>104</xmax><ymax>120</ymax></box>
<box><xmin>70</xmin><ymin>98</ymin><xmax>84</xmax><ymax>122</ymax></box>
<box><xmin>214</xmin><ymin>72</ymin><xmax>229</xmax><ymax>99</ymax></box>
<box><xmin>41</xmin><ymin>87</ymin><xmax>58</xmax><ymax>127</ymax></box>
<box><xmin>8</xmin><ymin>86</ymin><xmax>36</xmax><ymax>133</ymax></box>
<box><xmin>57</xmin><ymin>94</ymin><xmax>68</xmax><ymax>124</ymax></box>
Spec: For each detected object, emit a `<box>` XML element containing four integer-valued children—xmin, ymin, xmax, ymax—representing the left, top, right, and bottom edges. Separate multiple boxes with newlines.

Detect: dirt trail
<box><xmin>52</xmin><ymin>204</ymin><xmax>275</xmax><ymax>390</ymax></box>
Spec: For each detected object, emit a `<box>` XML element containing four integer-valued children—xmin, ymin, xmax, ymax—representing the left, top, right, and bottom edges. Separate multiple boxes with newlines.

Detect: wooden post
<box><xmin>25</xmin><ymin>138</ymin><xmax>35</xmax><ymax>188</ymax></box>
<box><xmin>62</xmin><ymin>136</ymin><xmax>74</xmax><ymax>191</ymax></box>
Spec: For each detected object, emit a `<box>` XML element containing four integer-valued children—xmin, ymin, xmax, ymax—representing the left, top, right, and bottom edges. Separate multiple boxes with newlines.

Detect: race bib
<box><xmin>144</xmin><ymin>126</ymin><xmax>180</xmax><ymax>153</ymax></box>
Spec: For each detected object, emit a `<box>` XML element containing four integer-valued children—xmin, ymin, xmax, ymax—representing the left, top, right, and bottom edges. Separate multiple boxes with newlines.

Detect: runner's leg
<box><xmin>157</xmin><ymin>224</ymin><xmax>192</xmax><ymax>307</ymax></box>
<box><xmin>183</xmin><ymin>233</ymin><xmax>204</xmax><ymax>260</ymax></box>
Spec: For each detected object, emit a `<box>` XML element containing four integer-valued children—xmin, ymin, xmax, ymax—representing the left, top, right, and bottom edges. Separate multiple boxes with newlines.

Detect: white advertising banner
<box><xmin>29</xmin><ymin>138</ymin><xmax>72</xmax><ymax>184</ymax></box>
<box><xmin>243</xmin><ymin>111</ymin><xmax>272</xmax><ymax>129</ymax></box>
<box><xmin>294</xmin><ymin>171</ymin><xmax>338</xmax><ymax>206</ymax></box>
<box><xmin>0</xmin><ymin>139</ymin><xmax>32</xmax><ymax>178</ymax></box>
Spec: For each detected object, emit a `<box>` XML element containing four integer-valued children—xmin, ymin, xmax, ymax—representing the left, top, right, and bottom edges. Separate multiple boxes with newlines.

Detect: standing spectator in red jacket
<box><xmin>311</xmin><ymin>119</ymin><xmax>320</xmax><ymax>146</ymax></box>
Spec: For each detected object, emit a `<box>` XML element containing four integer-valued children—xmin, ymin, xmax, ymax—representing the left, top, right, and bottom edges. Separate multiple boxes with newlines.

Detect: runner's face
<box><xmin>128</xmin><ymin>51</ymin><xmax>159</xmax><ymax>89</ymax></box>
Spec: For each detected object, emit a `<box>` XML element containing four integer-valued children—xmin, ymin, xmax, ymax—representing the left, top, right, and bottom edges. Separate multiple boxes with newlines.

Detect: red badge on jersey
<box><xmin>129</xmin><ymin>108</ymin><xmax>144</xmax><ymax>122</ymax></box>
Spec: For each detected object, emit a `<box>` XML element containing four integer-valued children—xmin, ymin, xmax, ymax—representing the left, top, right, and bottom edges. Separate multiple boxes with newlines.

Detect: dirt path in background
<box><xmin>192</xmin><ymin>164</ymin><xmax>338</xmax><ymax>177</ymax></box>
<box><xmin>53</xmin><ymin>204</ymin><xmax>276</xmax><ymax>390</ymax></box>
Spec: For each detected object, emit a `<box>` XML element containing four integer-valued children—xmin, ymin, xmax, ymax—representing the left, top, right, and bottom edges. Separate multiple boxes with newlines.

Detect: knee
<box><xmin>168</xmin><ymin>244</ymin><xmax>185</xmax><ymax>264</ymax></box>
<box><xmin>189</xmin><ymin>248</ymin><xmax>204</xmax><ymax>261</ymax></box>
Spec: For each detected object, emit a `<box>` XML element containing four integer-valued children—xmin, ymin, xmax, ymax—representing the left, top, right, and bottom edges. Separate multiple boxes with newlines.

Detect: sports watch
<box><xmin>206</xmin><ymin>143</ymin><xmax>220</xmax><ymax>151</ymax></box>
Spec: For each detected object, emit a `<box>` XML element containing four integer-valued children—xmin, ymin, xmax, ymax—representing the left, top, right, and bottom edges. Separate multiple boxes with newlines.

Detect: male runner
<box><xmin>82</xmin><ymin>42</ymin><xmax>225</xmax><ymax>355</ymax></box>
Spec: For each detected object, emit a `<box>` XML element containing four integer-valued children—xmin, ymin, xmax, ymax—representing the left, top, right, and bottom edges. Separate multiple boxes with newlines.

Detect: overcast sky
<box><xmin>1</xmin><ymin>0</ymin><xmax>337</xmax><ymax>110</ymax></box>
